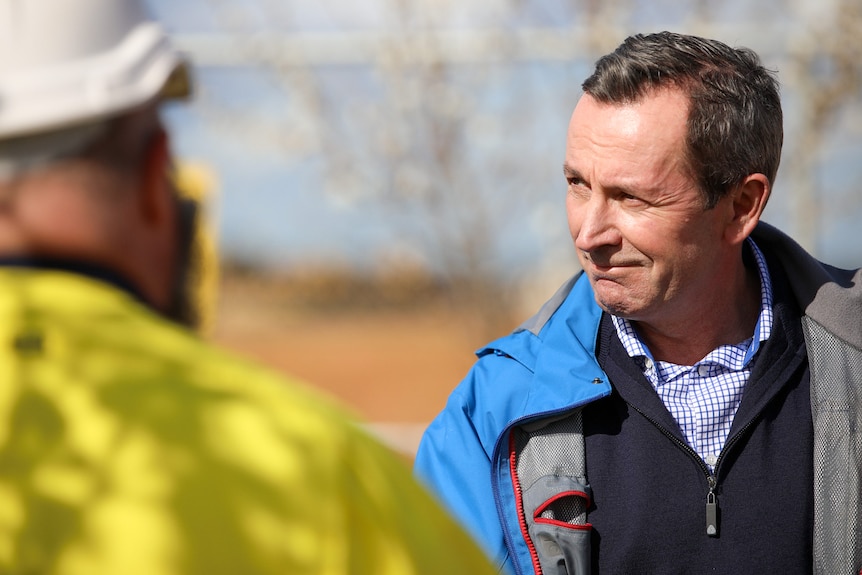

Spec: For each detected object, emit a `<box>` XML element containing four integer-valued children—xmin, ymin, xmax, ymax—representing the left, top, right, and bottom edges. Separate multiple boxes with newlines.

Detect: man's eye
<box><xmin>620</xmin><ymin>193</ymin><xmax>645</xmax><ymax>205</ymax></box>
<box><xmin>567</xmin><ymin>179</ymin><xmax>589</xmax><ymax>197</ymax></box>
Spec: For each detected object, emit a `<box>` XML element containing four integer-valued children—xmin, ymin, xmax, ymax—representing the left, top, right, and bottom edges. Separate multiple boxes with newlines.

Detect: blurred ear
<box><xmin>139</xmin><ymin>127</ymin><xmax>173</xmax><ymax>226</ymax></box>
<box><xmin>127</xmin><ymin>124</ymin><xmax>180</xmax><ymax>313</ymax></box>
<box><xmin>725</xmin><ymin>173</ymin><xmax>770</xmax><ymax>245</ymax></box>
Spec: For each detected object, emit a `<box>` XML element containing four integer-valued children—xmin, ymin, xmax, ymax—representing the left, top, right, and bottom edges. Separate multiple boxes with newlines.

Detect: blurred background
<box><xmin>149</xmin><ymin>0</ymin><xmax>862</xmax><ymax>457</ymax></box>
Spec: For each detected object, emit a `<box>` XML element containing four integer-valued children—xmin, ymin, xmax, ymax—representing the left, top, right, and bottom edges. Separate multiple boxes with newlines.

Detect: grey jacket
<box><xmin>753</xmin><ymin>223</ymin><xmax>862</xmax><ymax>574</ymax></box>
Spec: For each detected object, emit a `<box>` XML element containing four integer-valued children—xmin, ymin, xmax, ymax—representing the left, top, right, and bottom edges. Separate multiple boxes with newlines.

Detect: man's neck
<box><xmin>633</xmin><ymin>262</ymin><xmax>762</xmax><ymax>366</ymax></box>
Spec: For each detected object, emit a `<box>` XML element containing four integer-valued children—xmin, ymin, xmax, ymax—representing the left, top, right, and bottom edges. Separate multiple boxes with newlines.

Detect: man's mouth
<box><xmin>588</xmin><ymin>260</ymin><xmax>634</xmax><ymax>272</ymax></box>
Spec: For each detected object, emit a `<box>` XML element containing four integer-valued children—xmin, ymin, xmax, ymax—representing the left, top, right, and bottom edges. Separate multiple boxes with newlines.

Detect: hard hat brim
<box><xmin>0</xmin><ymin>23</ymin><xmax>192</xmax><ymax>140</ymax></box>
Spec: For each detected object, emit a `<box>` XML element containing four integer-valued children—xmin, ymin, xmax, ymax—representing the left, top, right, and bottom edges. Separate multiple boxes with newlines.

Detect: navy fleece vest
<box><xmin>584</xmin><ymin>260</ymin><xmax>813</xmax><ymax>574</ymax></box>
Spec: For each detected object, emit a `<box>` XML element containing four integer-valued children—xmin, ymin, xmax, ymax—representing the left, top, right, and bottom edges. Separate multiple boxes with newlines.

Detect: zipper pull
<box><xmin>706</xmin><ymin>477</ymin><xmax>719</xmax><ymax>537</ymax></box>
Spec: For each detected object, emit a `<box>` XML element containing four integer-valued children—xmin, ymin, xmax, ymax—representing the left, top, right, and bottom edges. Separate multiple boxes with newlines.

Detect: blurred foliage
<box><xmin>174</xmin><ymin>0</ymin><xmax>862</xmax><ymax>340</ymax></box>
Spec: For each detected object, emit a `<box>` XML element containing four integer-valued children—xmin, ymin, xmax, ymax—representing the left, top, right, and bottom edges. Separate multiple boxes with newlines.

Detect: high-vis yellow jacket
<box><xmin>0</xmin><ymin>267</ymin><xmax>496</xmax><ymax>575</ymax></box>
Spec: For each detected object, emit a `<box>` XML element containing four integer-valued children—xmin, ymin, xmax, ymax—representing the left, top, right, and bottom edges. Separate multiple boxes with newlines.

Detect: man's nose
<box><xmin>574</xmin><ymin>196</ymin><xmax>619</xmax><ymax>252</ymax></box>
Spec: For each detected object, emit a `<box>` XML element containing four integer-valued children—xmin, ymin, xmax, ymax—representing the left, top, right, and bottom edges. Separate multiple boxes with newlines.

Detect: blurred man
<box><xmin>0</xmin><ymin>1</ymin><xmax>496</xmax><ymax>573</ymax></box>
<box><xmin>416</xmin><ymin>32</ymin><xmax>862</xmax><ymax>574</ymax></box>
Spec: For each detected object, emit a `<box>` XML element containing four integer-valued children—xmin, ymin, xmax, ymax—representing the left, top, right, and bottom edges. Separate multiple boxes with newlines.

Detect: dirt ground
<box><xmin>210</xmin><ymin>271</ymin><xmax>498</xmax><ymax>456</ymax></box>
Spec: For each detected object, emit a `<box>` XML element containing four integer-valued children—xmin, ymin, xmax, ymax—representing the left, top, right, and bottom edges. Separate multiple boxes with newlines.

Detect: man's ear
<box><xmin>139</xmin><ymin>127</ymin><xmax>173</xmax><ymax>226</ymax></box>
<box><xmin>725</xmin><ymin>173</ymin><xmax>770</xmax><ymax>245</ymax></box>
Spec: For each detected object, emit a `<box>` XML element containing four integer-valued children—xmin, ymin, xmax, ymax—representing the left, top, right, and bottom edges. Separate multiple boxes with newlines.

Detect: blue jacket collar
<box><xmin>479</xmin><ymin>272</ymin><xmax>611</xmax><ymax>423</ymax></box>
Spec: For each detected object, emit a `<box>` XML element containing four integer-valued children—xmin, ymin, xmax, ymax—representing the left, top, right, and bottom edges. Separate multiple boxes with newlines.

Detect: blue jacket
<box><xmin>414</xmin><ymin>222</ymin><xmax>862</xmax><ymax>575</ymax></box>
<box><xmin>415</xmin><ymin>270</ymin><xmax>608</xmax><ymax>574</ymax></box>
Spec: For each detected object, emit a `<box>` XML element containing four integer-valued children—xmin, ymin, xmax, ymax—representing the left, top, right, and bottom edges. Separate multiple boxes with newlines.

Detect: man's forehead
<box><xmin>569</xmin><ymin>90</ymin><xmax>689</xmax><ymax>148</ymax></box>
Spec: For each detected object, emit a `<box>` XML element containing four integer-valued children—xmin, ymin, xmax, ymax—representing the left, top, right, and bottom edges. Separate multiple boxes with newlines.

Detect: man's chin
<box><xmin>591</xmin><ymin>289</ymin><xmax>637</xmax><ymax>319</ymax></box>
<box><xmin>596</xmin><ymin>300</ymin><xmax>629</xmax><ymax>317</ymax></box>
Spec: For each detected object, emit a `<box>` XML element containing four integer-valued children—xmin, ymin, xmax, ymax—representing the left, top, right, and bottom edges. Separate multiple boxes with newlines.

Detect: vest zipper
<box><xmin>624</xmin><ymin>401</ymin><xmax>759</xmax><ymax>538</ymax></box>
<box><xmin>706</xmin><ymin>476</ymin><xmax>718</xmax><ymax>536</ymax></box>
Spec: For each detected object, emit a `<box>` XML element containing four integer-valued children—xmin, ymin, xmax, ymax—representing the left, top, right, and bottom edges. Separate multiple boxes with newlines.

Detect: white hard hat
<box><xmin>0</xmin><ymin>0</ymin><xmax>191</xmax><ymax>140</ymax></box>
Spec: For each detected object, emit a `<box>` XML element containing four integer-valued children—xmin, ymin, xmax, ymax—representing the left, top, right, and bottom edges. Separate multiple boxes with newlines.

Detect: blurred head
<box><xmin>0</xmin><ymin>0</ymin><xmax>196</xmax><ymax>323</ymax></box>
<box><xmin>581</xmin><ymin>31</ymin><xmax>783</xmax><ymax>208</ymax></box>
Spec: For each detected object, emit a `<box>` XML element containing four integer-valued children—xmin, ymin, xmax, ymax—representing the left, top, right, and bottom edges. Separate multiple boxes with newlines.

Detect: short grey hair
<box><xmin>582</xmin><ymin>31</ymin><xmax>783</xmax><ymax>209</ymax></box>
<box><xmin>0</xmin><ymin>121</ymin><xmax>107</xmax><ymax>181</ymax></box>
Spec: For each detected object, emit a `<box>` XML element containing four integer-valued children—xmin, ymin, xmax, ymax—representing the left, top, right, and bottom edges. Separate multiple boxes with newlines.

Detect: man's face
<box><xmin>564</xmin><ymin>89</ymin><xmax>732</xmax><ymax>328</ymax></box>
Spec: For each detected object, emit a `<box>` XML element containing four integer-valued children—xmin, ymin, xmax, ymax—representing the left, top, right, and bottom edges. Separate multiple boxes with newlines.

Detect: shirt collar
<box><xmin>0</xmin><ymin>256</ymin><xmax>147</xmax><ymax>305</ymax></box>
<box><xmin>612</xmin><ymin>237</ymin><xmax>774</xmax><ymax>367</ymax></box>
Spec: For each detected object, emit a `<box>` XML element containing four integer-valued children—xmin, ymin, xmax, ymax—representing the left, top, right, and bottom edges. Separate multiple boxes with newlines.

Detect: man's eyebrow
<box><xmin>563</xmin><ymin>164</ymin><xmax>581</xmax><ymax>179</ymax></box>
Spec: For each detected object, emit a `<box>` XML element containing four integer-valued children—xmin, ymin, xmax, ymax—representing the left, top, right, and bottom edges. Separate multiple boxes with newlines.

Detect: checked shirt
<box><xmin>612</xmin><ymin>238</ymin><xmax>774</xmax><ymax>471</ymax></box>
